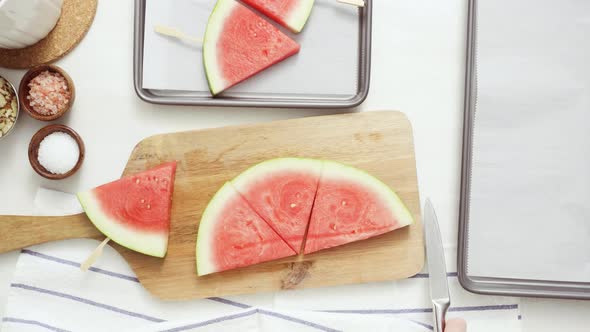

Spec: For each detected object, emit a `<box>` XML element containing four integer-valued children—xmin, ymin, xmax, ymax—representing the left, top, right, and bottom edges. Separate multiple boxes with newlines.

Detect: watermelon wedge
<box><xmin>196</xmin><ymin>182</ymin><xmax>296</xmax><ymax>276</ymax></box>
<box><xmin>203</xmin><ymin>0</ymin><xmax>301</xmax><ymax>95</ymax></box>
<box><xmin>242</xmin><ymin>0</ymin><xmax>315</xmax><ymax>33</ymax></box>
<box><xmin>303</xmin><ymin>161</ymin><xmax>414</xmax><ymax>254</ymax></box>
<box><xmin>232</xmin><ymin>158</ymin><xmax>322</xmax><ymax>253</ymax></box>
<box><xmin>77</xmin><ymin>162</ymin><xmax>177</xmax><ymax>258</ymax></box>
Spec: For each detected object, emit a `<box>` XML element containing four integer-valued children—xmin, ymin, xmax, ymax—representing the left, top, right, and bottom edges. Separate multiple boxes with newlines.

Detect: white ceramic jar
<box><xmin>0</xmin><ymin>0</ymin><xmax>64</xmax><ymax>49</ymax></box>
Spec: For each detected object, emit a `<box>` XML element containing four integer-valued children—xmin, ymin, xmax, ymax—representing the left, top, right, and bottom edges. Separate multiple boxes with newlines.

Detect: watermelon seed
<box><xmin>135</xmin><ymin>179</ymin><xmax>140</xmax><ymax>184</ymax></box>
<box><xmin>290</xmin><ymin>203</ymin><xmax>297</xmax><ymax>208</ymax></box>
<box><xmin>147</xmin><ymin>204</ymin><xmax>151</xmax><ymax>209</ymax></box>
<box><xmin>141</xmin><ymin>199</ymin><xmax>145</xmax><ymax>204</ymax></box>
<box><xmin>341</xmin><ymin>200</ymin><xmax>347</xmax><ymax>206</ymax></box>
<box><xmin>330</xmin><ymin>223</ymin><xmax>337</xmax><ymax>231</ymax></box>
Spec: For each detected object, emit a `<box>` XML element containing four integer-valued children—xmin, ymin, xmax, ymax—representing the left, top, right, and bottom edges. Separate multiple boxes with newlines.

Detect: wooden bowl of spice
<box><xmin>19</xmin><ymin>65</ymin><xmax>75</xmax><ymax>121</ymax></box>
<box><xmin>29</xmin><ymin>124</ymin><xmax>85</xmax><ymax>180</ymax></box>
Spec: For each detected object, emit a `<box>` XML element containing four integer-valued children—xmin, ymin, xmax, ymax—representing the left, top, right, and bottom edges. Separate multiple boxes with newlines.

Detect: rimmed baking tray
<box><xmin>458</xmin><ymin>0</ymin><xmax>590</xmax><ymax>300</ymax></box>
<box><xmin>133</xmin><ymin>0</ymin><xmax>372</xmax><ymax>108</ymax></box>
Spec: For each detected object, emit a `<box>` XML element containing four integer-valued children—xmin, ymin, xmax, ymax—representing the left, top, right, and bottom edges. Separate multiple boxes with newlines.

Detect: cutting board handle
<box><xmin>0</xmin><ymin>214</ymin><xmax>102</xmax><ymax>254</ymax></box>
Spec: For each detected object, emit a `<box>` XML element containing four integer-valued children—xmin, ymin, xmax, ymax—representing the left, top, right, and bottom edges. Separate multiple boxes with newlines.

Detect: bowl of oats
<box><xmin>0</xmin><ymin>75</ymin><xmax>20</xmax><ymax>140</ymax></box>
<box><xmin>19</xmin><ymin>65</ymin><xmax>75</xmax><ymax>121</ymax></box>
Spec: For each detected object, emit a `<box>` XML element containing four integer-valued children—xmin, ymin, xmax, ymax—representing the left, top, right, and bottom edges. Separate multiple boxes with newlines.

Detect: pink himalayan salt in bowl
<box><xmin>19</xmin><ymin>65</ymin><xmax>75</xmax><ymax>121</ymax></box>
<box><xmin>27</xmin><ymin>70</ymin><xmax>71</xmax><ymax>116</ymax></box>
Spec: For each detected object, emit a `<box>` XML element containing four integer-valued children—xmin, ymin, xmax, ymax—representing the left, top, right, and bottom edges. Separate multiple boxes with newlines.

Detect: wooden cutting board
<box><xmin>0</xmin><ymin>111</ymin><xmax>424</xmax><ymax>300</ymax></box>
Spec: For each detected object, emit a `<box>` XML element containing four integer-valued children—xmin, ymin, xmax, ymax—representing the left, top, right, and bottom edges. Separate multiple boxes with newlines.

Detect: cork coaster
<box><xmin>0</xmin><ymin>0</ymin><xmax>98</xmax><ymax>69</ymax></box>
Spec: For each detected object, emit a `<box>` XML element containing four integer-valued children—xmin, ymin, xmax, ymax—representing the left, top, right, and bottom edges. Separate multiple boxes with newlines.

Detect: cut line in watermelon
<box><xmin>231</xmin><ymin>158</ymin><xmax>322</xmax><ymax>253</ymax></box>
<box><xmin>77</xmin><ymin>162</ymin><xmax>177</xmax><ymax>258</ymax></box>
<box><xmin>196</xmin><ymin>182</ymin><xmax>296</xmax><ymax>276</ymax></box>
<box><xmin>203</xmin><ymin>0</ymin><xmax>301</xmax><ymax>95</ymax></box>
<box><xmin>241</xmin><ymin>0</ymin><xmax>315</xmax><ymax>33</ymax></box>
<box><xmin>303</xmin><ymin>160</ymin><xmax>414</xmax><ymax>254</ymax></box>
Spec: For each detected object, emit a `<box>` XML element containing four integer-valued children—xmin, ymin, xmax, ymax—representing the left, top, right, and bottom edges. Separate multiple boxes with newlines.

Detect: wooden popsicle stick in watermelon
<box><xmin>80</xmin><ymin>237</ymin><xmax>110</xmax><ymax>271</ymax></box>
<box><xmin>154</xmin><ymin>25</ymin><xmax>203</xmax><ymax>45</ymax></box>
<box><xmin>337</xmin><ymin>0</ymin><xmax>365</xmax><ymax>7</ymax></box>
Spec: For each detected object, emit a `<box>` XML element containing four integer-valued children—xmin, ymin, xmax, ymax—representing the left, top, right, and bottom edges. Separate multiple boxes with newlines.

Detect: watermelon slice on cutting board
<box><xmin>195</xmin><ymin>158</ymin><xmax>414</xmax><ymax>275</ymax></box>
<box><xmin>77</xmin><ymin>162</ymin><xmax>177</xmax><ymax>258</ymax></box>
<box><xmin>196</xmin><ymin>182</ymin><xmax>296</xmax><ymax>276</ymax></box>
<box><xmin>242</xmin><ymin>0</ymin><xmax>315</xmax><ymax>33</ymax></box>
<box><xmin>203</xmin><ymin>0</ymin><xmax>301</xmax><ymax>95</ymax></box>
<box><xmin>303</xmin><ymin>160</ymin><xmax>414</xmax><ymax>254</ymax></box>
<box><xmin>232</xmin><ymin>158</ymin><xmax>322</xmax><ymax>253</ymax></box>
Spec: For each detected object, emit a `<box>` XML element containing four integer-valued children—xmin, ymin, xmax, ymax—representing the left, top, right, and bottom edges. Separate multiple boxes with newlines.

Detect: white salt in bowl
<box><xmin>28</xmin><ymin>124</ymin><xmax>85</xmax><ymax>180</ymax></box>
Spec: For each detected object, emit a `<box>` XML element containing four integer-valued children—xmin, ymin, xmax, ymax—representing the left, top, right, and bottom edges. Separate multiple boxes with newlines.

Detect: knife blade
<box><xmin>424</xmin><ymin>199</ymin><xmax>450</xmax><ymax>332</ymax></box>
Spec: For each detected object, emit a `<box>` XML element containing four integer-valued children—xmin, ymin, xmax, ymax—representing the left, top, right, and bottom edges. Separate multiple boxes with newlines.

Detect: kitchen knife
<box><xmin>424</xmin><ymin>199</ymin><xmax>450</xmax><ymax>332</ymax></box>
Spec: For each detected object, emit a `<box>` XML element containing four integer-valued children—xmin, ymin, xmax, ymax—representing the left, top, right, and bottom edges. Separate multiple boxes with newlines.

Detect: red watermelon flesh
<box><xmin>203</xmin><ymin>0</ymin><xmax>301</xmax><ymax>95</ymax></box>
<box><xmin>242</xmin><ymin>0</ymin><xmax>315</xmax><ymax>33</ymax></box>
<box><xmin>77</xmin><ymin>162</ymin><xmax>177</xmax><ymax>258</ymax></box>
<box><xmin>304</xmin><ymin>161</ymin><xmax>414</xmax><ymax>254</ymax></box>
<box><xmin>231</xmin><ymin>158</ymin><xmax>322</xmax><ymax>253</ymax></box>
<box><xmin>196</xmin><ymin>183</ymin><xmax>296</xmax><ymax>276</ymax></box>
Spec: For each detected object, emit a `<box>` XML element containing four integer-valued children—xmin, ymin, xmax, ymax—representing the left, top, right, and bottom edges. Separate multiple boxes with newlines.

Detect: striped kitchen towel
<box><xmin>0</xmin><ymin>188</ymin><xmax>523</xmax><ymax>332</ymax></box>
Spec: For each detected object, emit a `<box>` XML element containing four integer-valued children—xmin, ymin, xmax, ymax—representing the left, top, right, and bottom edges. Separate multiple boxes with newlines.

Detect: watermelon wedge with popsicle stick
<box><xmin>203</xmin><ymin>0</ymin><xmax>301</xmax><ymax>95</ymax></box>
<box><xmin>241</xmin><ymin>0</ymin><xmax>315</xmax><ymax>33</ymax></box>
<box><xmin>77</xmin><ymin>162</ymin><xmax>177</xmax><ymax>258</ymax></box>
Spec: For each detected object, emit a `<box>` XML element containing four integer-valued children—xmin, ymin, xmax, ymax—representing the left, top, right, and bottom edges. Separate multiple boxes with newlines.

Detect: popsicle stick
<box><xmin>154</xmin><ymin>25</ymin><xmax>202</xmax><ymax>44</ymax></box>
<box><xmin>337</xmin><ymin>0</ymin><xmax>365</xmax><ymax>7</ymax></box>
<box><xmin>80</xmin><ymin>237</ymin><xmax>110</xmax><ymax>272</ymax></box>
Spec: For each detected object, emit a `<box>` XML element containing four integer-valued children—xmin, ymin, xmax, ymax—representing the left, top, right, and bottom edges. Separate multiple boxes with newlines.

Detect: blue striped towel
<box><xmin>0</xmin><ymin>188</ymin><xmax>523</xmax><ymax>332</ymax></box>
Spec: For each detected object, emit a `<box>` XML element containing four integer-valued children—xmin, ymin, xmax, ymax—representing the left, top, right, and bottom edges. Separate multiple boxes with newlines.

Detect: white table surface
<box><xmin>0</xmin><ymin>0</ymin><xmax>588</xmax><ymax>331</ymax></box>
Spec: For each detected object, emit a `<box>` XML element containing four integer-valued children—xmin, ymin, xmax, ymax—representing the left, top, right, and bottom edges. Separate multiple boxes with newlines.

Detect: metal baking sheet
<box><xmin>133</xmin><ymin>0</ymin><xmax>372</xmax><ymax>108</ymax></box>
<box><xmin>458</xmin><ymin>0</ymin><xmax>590</xmax><ymax>299</ymax></box>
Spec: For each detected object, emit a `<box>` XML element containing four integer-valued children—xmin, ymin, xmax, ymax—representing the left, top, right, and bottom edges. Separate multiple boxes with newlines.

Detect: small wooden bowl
<box><xmin>28</xmin><ymin>124</ymin><xmax>85</xmax><ymax>180</ymax></box>
<box><xmin>19</xmin><ymin>65</ymin><xmax>76</xmax><ymax>121</ymax></box>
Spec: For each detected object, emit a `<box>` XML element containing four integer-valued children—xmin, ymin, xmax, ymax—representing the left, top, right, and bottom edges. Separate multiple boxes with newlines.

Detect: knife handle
<box><xmin>433</xmin><ymin>300</ymin><xmax>450</xmax><ymax>332</ymax></box>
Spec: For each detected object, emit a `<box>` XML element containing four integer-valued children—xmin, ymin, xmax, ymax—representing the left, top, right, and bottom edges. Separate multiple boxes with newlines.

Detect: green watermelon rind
<box><xmin>196</xmin><ymin>182</ymin><xmax>235</xmax><ymax>276</ymax></box>
<box><xmin>318</xmin><ymin>160</ymin><xmax>415</xmax><ymax>229</ymax></box>
<box><xmin>285</xmin><ymin>0</ymin><xmax>315</xmax><ymax>33</ymax></box>
<box><xmin>203</xmin><ymin>0</ymin><xmax>236</xmax><ymax>95</ymax></box>
<box><xmin>77</xmin><ymin>191</ymin><xmax>168</xmax><ymax>258</ymax></box>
